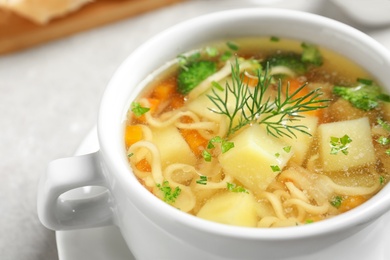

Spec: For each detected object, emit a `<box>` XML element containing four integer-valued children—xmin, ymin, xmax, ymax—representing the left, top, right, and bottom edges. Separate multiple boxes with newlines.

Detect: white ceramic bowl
<box><xmin>38</xmin><ymin>8</ymin><xmax>390</xmax><ymax>260</ymax></box>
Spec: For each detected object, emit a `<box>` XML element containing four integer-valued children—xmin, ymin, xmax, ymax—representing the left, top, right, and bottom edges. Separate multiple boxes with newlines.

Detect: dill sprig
<box><xmin>207</xmin><ymin>60</ymin><xmax>330</xmax><ymax>138</ymax></box>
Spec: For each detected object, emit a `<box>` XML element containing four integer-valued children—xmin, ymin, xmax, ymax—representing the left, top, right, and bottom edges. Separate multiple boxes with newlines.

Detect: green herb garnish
<box><xmin>330</xmin><ymin>135</ymin><xmax>352</xmax><ymax>155</ymax></box>
<box><xmin>227</xmin><ymin>41</ymin><xmax>239</xmax><ymax>51</ymax></box>
<box><xmin>220</xmin><ymin>51</ymin><xmax>233</xmax><ymax>62</ymax></box>
<box><xmin>301</xmin><ymin>42</ymin><xmax>323</xmax><ymax>66</ymax></box>
<box><xmin>380</xmin><ymin>176</ymin><xmax>385</xmax><ymax>185</ymax></box>
<box><xmin>196</xmin><ymin>175</ymin><xmax>208</xmax><ymax>185</ymax></box>
<box><xmin>202</xmin><ymin>150</ymin><xmax>212</xmax><ymax>162</ymax></box>
<box><xmin>131</xmin><ymin>102</ymin><xmax>150</xmax><ymax>117</ymax></box>
<box><xmin>378</xmin><ymin>118</ymin><xmax>390</xmax><ymax>132</ymax></box>
<box><xmin>207</xmin><ymin>60</ymin><xmax>329</xmax><ymax>137</ymax></box>
<box><xmin>270</xmin><ymin>165</ymin><xmax>281</xmax><ymax>172</ymax></box>
<box><xmin>377</xmin><ymin>136</ymin><xmax>390</xmax><ymax>146</ymax></box>
<box><xmin>205</xmin><ymin>46</ymin><xmax>219</xmax><ymax>57</ymax></box>
<box><xmin>203</xmin><ymin>136</ymin><xmax>234</xmax><ymax>162</ymax></box>
<box><xmin>330</xmin><ymin>196</ymin><xmax>343</xmax><ymax>208</ymax></box>
<box><xmin>270</xmin><ymin>36</ymin><xmax>280</xmax><ymax>42</ymax></box>
<box><xmin>156</xmin><ymin>181</ymin><xmax>181</xmax><ymax>204</ymax></box>
<box><xmin>227</xmin><ymin>182</ymin><xmax>248</xmax><ymax>193</ymax></box>
<box><xmin>283</xmin><ymin>146</ymin><xmax>292</xmax><ymax>153</ymax></box>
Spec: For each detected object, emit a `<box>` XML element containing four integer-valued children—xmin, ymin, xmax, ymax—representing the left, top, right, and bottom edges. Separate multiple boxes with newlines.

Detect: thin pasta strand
<box><xmin>128</xmin><ymin>141</ymin><xmax>164</xmax><ymax>185</ymax></box>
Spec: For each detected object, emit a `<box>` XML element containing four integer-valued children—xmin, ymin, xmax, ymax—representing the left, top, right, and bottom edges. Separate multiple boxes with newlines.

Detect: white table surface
<box><xmin>2</xmin><ymin>1</ymin><xmax>390</xmax><ymax>260</ymax></box>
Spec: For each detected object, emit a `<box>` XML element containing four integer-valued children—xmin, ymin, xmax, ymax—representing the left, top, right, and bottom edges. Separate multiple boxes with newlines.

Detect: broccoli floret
<box><xmin>177</xmin><ymin>60</ymin><xmax>217</xmax><ymax>95</ymax></box>
<box><xmin>262</xmin><ymin>52</ymin><xmax>307</xmax><ymax>75</ymax></box>
<box><xmin>333</xmin><ymin>82</ymin><xmax>390</xmax><ymax>111</ymax></box>
<box><xmin>263</xmin><ymin>43</ymin><xmax>323</xmax><ymax>76</ymax></box>
<box><xmin>301</xmin><ymin>43</ymin><xmax>323</xmax><ymax>66</ymax></box>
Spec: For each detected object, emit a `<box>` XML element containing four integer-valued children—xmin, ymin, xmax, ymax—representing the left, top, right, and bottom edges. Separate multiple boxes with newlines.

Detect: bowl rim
<box><xmin>98</xmin><ymin>7</ymin><xmax>390</xmax><ymax>240</ymax></box>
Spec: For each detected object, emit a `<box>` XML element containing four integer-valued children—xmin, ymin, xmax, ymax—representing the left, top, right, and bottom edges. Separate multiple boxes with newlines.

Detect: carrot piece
<box><xmin>124</xmin><ymin>125</ymin><xmax>143</xmax><ymax>148</ymax></box>
<box><xmin>284</xmin><ymin>78</ymin><xmax>321</xmax><ymax>117</ymax></box>
<box><xmin>339</xmin><ymin>195</ymin><xmax>367</xmax><ymax>213</ymax></box>
<box><xmin>180</xmin><ymin>129</ymin><xmax>209</xmax><ymax>157</ymax></box>
<box><xmin>242</xmin><ymin>73</ymin><xmax>259</xmax><ymax>87</ymax></box>
<box><xmin>169</xmin><ymin>94</ymin><xmax>185</xmax><ymax>110</ymax></box>
<box><xmin>152</xmin><ymin>81</ymin><xmax>176</xmax><ymax>100</ymax></box>
<box><xmin>135</xmin><ymin>158</ymin><xmax>151</xmax><ymax>172</ymax></box>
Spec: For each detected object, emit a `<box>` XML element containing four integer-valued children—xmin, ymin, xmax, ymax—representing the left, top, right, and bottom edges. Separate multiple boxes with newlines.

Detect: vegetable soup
<box><xmin>124</xmin><ymin>37</ymin><xmax>390</xmax><ymax>227</ymax></box>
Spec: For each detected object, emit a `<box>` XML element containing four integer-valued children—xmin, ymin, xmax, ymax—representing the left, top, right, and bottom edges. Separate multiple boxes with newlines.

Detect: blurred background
<box><xmin>1</xmin><ymin>0</ymin><xmax>390</xmax><ymax>259</ymax></box>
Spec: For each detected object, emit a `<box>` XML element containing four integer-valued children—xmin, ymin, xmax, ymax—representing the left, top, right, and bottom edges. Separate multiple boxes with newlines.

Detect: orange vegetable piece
<box><xmin>152</xmin><ymin>81</ymin><xmax>176</xmax><ymax>100</ymax></box>
<box><xmin>339</xmin><ymin>195</ymin><xmax>367</xmax><ymax>213</ymax></box>
<box><xmin>180</xmin><ymin>129</ymin><xmax>209</xmax><ymax>157</ymax></box>
<box><xmin>242</xmin><ymin>73</ymin><xmax>259</xmax><ymax>87</ymax></box>
<box><xmin>124</xmin><ymin>125</ymin><xmax>143</xmax><ymax>148</ymax></box>
<box><xmin>169</xmin><ymin>94</ymin><xmax>185</xmax><ymax>110</ymax></box>
<box><xmin>135</xmin><ymin>158</ymin><xmax>152</xmax><ymax>172</ymax></box>
<box><xmin>283</xmin><ymin>78</ymin><xmax>321</xmax><ymax>117</ymax></box>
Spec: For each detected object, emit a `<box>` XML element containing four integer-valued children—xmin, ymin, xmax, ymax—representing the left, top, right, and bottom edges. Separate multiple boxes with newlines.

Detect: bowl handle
<box><xmin>37</xmin><ymin>151</ymin><xmax>114</xmax><ymax>230</ymax></box>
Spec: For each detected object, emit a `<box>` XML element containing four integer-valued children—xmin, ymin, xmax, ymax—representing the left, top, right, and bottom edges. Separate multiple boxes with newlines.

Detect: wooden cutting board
<box><xmin>0</xmin><ymin>0</ymin><xmax>184</xmax><ymax>55</ymax></box>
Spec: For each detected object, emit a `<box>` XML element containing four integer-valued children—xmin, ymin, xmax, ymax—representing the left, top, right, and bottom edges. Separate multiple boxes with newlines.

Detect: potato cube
<box><xmin>219</xmin><ymin>124</ymin><xmax>293</xmax><ymax>191</ymax></box>
<box><xmin>197</xmin><ymin>192</ymin><xmax>258</xmax><ymax>227</ymax></box>
<box><xmin>280</xmin><ymin>115</ymin><xmax>318</xmax><ymax>165</ymax></box>
<box><xmin>318</xmin><ymin>117</ymin><xmax>375</xmax><ymax>172</ymax></box>
<box><xmin>151</xmin><ymin>126</ymin><xmax>197</xmax><ymax>168</ymax></box>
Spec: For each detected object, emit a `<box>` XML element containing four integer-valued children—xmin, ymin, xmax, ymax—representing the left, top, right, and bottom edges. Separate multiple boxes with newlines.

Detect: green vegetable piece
<box><xmin>227</xmin><ymin>41</ymin><xmax>239</xmax><ymax>51</ymax></box>
<box><xmin>263</xmin><ymin>52</ymin><xmax>307</xmax><ymax>75</ymax></box>
<box><xmin>156</xmin><ymin>181</ymin><xmax>181</xmax><ymax>204</ymax></box>
<box><xmin>333</xmin><ymin>81</ymin><xmax>390</xmax><ymax>111</ymax></box>
<box><xmin>202</xmin><ymin>150</ymin><xmax>212</xmax><ymax>162</ymax></box>
<box><xmin>378</xmin><ymin>118</ymin><xmax>390</xmax><ymax>132</ymax></box>
<box><xmin>330</xmin><ymin>196</ymin><xmax>343</xmax><ymax>208</ymax></box>
<box><xmin>131</xmin><ymin>102</ymin><xmax>150</xmax><ymax>117</ymax></box>
<box><xmin>377</xmin><ymin>136</ymin><xmax>390</xmax><ymax>146</ymax></box>
<box><xmin>177</xmin><ymin>60</ymin><xmax>217</xmax><ymax>95</ymax></box>
<box><xmin>270</xmin><ymin>165</ymin><xmax>281</xmax><ymax>172</ymax></box>
<box><xmin>330</xmin><ymin>134</ymin><xmax>352</xmax><ymax>155</ymax></box>
<box><xmin>196</xmin><ymin>175</ymin><xmax>208</xmax><ymax>185</ymax></box>
<box><xmin>227</xmin><ymin>182</ymin><xmax>248</xmax><ymax>193</ymax></box>
<box><xmin>220</xmin><ymin>51</ymin><xmax>233</xmax><ymax>61</ymax></box>
<box><xmin>283</xmin><ymin>146</ymin><xmax>292</xmax><ymax>153</ymax></box>
<box><xmin>301</xmin><ymin>42</ymin><xmax>323</xmax><ymax>66</ymax></box>
<box><xmin>270</xmin><ymin>36</ymin><xmax>280</xmax><ymax>42</ymax></box>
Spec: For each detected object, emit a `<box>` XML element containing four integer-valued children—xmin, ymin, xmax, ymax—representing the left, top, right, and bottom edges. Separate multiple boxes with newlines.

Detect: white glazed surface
<box><xmin>90</xmin><ymin>8</ymin><xmax>390</xmax><ymax>260</ymax></box>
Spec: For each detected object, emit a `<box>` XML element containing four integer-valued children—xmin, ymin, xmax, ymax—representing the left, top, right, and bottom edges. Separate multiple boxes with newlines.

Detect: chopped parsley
<box><xmin>330</xmin><ymin>196</ymin><xmax>343</xmax><ymax>208</ymax></box>
<box><xmin>226</xmin><ymin>41</ymin><xmax>239</xmax><ymax>51</ymax></box>
<box><xmin>131</xmin><ymin>102</ymin><xmax>150</xmax><ymax>117</ymax></box>
<box><xmin>380</xmin><ymin>176</ymin><xmax>385</xmax><ymax>185</ymax></box>
<box><xmin>227</xmin><ymin>182</ymin><xmax>248</xmax><ymax>193</ymax></box>
<box><xmin>283</xmin><ymin>146</ymin><xmax>292</xmax><ymax>153</ymax></box>
<box><xmin>196</xmin><ymin>175</ymin><xmax>208</xmax><ymax>185</ymax></box>
<box><xmin>202</xmin><ymin>136</ymin><xmax>234</xmax><ymax>162</ymax></box>
<box><xmin>330</xmin><ymin>135</ymin><xmax>352</xmax><ymax>155</ymax></box>
<box><xmin>270</xmin><ymin>165</ymin><xmax>281</xmax><ymax>172</ymax></box>
<box><xmin>377</xmin><ymin>136</ymin><xmax>390</xmax><ymax>146</ymax></box>
<box><xmin>202</xmin><ymin>150</ymin><xmax>212</xmax><ymax>162</ymax></box>
<box><xmin>156</xmin><ymin>181</ymin><xmax>181</xmax><ymax>204</ymax></box>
